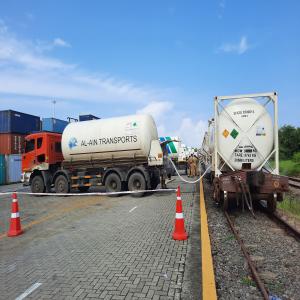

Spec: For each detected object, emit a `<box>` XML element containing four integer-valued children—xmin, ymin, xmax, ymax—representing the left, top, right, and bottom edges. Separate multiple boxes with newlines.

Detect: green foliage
<box><xmin>279</xmin><ymin>125</ymin><xmax>300</xmax><ymax>160</ymax></box>
<box><xmin>292</xmin><ymin>151</ymin><xmax>300</xmax><ymax>163</ymax></box>
<box><xmin>279</xmin><ymin>160</ymin><xmax>300</xmax><ymax>176</ymax></box>
<box><xmin>241</xmin><ymin>276</ymin><xmax>256</xmax><ymax>287</ymax></box>
<box><xmin>278</xmin><ymin>194</ymin><xmax>300</xmax><ymax>220</ymax></box>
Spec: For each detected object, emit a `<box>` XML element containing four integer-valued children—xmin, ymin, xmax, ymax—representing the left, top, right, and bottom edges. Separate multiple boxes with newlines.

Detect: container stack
<box><xmin>79</xmin><ymin>114</ymin><xmax>99</xmax><ymax>121</ymax></box>
<box><xmin>0</xmin><ymin>110</ymin><xmax>40</xmax><ymax>185</ymax></box>
<box><xmin>42</xmin><ymin>118</ymin><xmax>68</xmax><ymax>133</ymax></box>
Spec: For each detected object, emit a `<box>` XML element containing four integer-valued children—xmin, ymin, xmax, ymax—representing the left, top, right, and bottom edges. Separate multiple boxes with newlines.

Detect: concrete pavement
<box><xmin>0</xmin><ymin>177</ymin><xmax>201</xmax><ymax>300</ymax></box>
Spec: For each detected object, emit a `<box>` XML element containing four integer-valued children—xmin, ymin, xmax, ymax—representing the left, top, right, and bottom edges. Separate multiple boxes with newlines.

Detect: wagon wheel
<box><xmin>267</xmin><ymin>194</ymin><xmax>277</xmax><ymax>213</ymax></box>
<box><xmin>223</xmin><ymin>191</ymin><xmax>228</xmax><ymax>211</ymax></box>
<box><xmin>213</xmin><ymin>179</ymin><xmax>220</xmax><ymax>205</ymax></box>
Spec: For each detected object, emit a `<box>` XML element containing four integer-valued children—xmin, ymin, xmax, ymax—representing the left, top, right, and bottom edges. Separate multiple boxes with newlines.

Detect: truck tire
<box><xmin>105</xmin><ymin>173</ymin><xmax>122</xmax><ymax>194</ymax></box>
<box><xmin>128</xmin><ymin>172</ymin><xmax>146</xmax><ymax>197</ymax></box>
<box><xmin>55</xmin><ymin>175</ymin><xmax>70</xmax><ymax>193</ymax></box>
<box><xmin>31</xmin><ymin>175</ymin><xmax>45</xmax><ymax>193</ymax></box>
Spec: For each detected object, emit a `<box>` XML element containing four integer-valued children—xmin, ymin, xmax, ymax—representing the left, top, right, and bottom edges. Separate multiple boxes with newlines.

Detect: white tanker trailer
<box><xmin>22</xmin><ymin>114</ymin><xmax>164</xmax><ymax>195</ymax></box>
<box><xmin>210</xmin><ymin>92</ymin><xmax>289</xmax><ymax>212</ymax></box>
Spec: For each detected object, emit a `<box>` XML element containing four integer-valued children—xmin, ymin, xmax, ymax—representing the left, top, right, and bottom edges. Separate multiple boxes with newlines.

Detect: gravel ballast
<box><xmin>203</xmin><ymin>177</ymin><xmax>300</xmax><ymax>300</ymax></box>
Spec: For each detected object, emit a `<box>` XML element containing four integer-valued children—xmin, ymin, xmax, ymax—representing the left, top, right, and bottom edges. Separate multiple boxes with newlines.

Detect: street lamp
<box><xmin>52</xmin><ymin>100</ymin><xmax>56</xmax><ymax>118</ymax></box>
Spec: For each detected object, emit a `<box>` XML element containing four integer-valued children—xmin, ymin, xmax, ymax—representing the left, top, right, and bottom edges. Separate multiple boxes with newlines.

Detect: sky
<box><xmin>0</xmin><ymin>0</ymin><xmax>299</xmax><ymax>146</ymax></box>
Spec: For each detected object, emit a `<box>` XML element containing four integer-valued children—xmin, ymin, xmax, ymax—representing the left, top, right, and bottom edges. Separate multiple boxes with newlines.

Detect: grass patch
<box><xmin>241</xmin><ymin>276</ymin><xmax>256</xmax><ymax>287</ymax></box>
<box><xmin>279</xmin><ymin>160</ymin><xmax>300</xmax><ymax>176</ymax></box>
<box><xmin>224</xmin><ymin>234</ymin><xmax>235</xmax><ymax>242</ymax></box>
<box><xmin>278</xmin><ymin>194</ymin><xmax>300</xmax><ymax>220</ymax></box>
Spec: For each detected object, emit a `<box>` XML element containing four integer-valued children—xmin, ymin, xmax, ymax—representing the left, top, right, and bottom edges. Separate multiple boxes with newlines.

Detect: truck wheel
<box><xmin>128</xmin><ymin>172</ymin><xmax>146</xmax><ymax>197</ymax></box>
<box><xmin>78</xmin><ymin>186</ymin><xmax>89</xmax><ymax>193</ymax></box>
<box><xmin>55</xmin><ymin>175</ymin><xmax>70</xmax><ymax>193</ymax></box>
<box><xmin>31</xmin><ymin>175</ymin><xmax>45</xmax><ymax>193</ymax></box>
<box><xmin>105</xmin><ymin>173</ymin><xmax>122</xmax><ymax>194</ymax></box>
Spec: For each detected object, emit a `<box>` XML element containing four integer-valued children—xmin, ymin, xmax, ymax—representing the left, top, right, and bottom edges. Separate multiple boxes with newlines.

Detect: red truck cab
<box><xmin>21</xmin><ymin>132</ymin><xmax>63</xmax><ymax>190</ymax></box>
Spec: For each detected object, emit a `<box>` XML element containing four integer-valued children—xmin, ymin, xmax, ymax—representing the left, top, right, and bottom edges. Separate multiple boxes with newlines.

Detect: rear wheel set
<box><xmin>31</xmin><ymin>175</ymin><xmax>45</xmax><ymax>193</ymax></box>
<box><xmin>128</xmin><ymin>172</ymin><xmax>146</xmax><ymax>197</ymax></box>
<box><xmin>54</xmin><ymin>175</ymin><xmax>70</xmax><ymax>194</ymax></box>
<box><xmin>267</xmin><ymin>194</ymin><xmax>277</xmax><ymax>213</ymax></box>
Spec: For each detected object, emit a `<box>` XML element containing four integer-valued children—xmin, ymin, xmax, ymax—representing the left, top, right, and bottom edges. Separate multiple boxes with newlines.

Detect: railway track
<box><xmin>260</xmin><ymin>205</ymin><xmax>300</xmax><ymax>242</ymax></box>
<box><xmin>224</xmin><ymin>211</ymin><xmax>270</xmax><ymax>300</ymax></box>
<box><xmin>288</xmin><ymin>176</ymin><xmax>300</xmax><ymax>189</ymax></box>
<box><xmin>224</xmin><ymin>207</ymin><xmax>300</xmax><ymax>300</ymax></box>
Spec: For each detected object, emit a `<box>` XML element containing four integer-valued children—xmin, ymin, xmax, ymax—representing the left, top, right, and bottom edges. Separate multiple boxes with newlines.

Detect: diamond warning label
<box><xmin>222</xmin><ymin>129</ymin><xmax>229</xmax><ymax>138</ymax></box>
<box><xmin>230</xmin><ymin>129</ymin><xmax>239</xmax><ymax>139</ymax></box>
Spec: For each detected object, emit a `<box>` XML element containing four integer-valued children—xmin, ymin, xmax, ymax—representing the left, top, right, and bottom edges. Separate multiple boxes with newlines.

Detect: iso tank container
<box><xmin>42</xmin><ymin>118</ymin><xmax>69</xmax><ymax>133</ymax></box>
<box><xmin>216</xmin><ymin>98</ymin><xmax>273</xmax><ymax>170</ymax></box>
<box><xmin>0</xmin><ymin>110</ymin><xmax>40</xmax><ymax>134</ymax></box>
<box><xmin>0</xmin><ymin>155</ymin><xmax>5</xmax><ymax>185</ymax></box>
<box><xmin>0</xmin><ymin>133</ymin><xmax>25</xmax><ymax>154</ymax></box>
<box><xmin>62</xmin><ymin>114</ymin><xmax>159</xmax><ymax>162</ymax></box>
<box><xmin>5</xmin><ymin>154</ymin><xmax>22</xmax><ymax>183</ymax></box>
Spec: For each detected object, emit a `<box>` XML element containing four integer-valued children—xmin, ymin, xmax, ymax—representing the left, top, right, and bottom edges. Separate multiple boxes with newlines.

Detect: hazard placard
<box><xmin>222</xmin><ymin>129</ymin><xmax>229</xmax><ymax>138</ymax></box>
<box><xmin>230</xmin><ymin>129</ymin><xmax>239</xmax><ymax>139</ymax></box>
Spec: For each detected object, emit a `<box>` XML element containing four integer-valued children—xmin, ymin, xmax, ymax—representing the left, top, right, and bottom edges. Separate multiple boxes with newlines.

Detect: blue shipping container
<box><xmin>5</xmin><ymin>154</ymin><xmax>21</xmax><ymax>183</ymax></box>
<box><xmin>0</xmin><ymin>155</ymin><xmax>5</xmax><ymax>185</ymax></box>
<box><xmin>0</xmin><ymin>110</ymin><xmax>40</xmax><ymax>134</ymax></box>
<box><xmin>42</xmin><ymin>118</ymin><xmax>69</xmax><ymax>133</ymax></box>
<box><xmin>79</xmin><ymin>114</ymin><xmax>99</xmax><ymax>121</ymax></box>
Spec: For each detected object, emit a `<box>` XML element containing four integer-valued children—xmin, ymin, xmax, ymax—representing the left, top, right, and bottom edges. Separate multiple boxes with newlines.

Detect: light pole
<box><xmin>52</xmin><ymin>100</ymin><xmax>56</xmax><ymax>118</ymax></box>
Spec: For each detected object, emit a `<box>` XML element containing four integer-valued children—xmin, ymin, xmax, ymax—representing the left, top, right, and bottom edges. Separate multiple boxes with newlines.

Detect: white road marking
<box><xmin>129</xmin><ymin>206</ymin><xmax>137</xmax><ymax>213</ymax></box>
<box><xmin>15</xmin><ymin>282</ymin><xmax>42</xmax><ymax>300</ymax></box>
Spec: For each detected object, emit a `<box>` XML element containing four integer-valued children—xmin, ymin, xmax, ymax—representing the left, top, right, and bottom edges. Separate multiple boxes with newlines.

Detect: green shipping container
<box><xmin>0</xmin><ymin>155</ymin><xmax>5</xmax><ymax>185</ymax></box>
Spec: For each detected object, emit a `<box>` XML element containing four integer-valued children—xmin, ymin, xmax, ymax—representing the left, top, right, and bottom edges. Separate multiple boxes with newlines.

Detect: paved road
<box><xmin>0</xmin><ymin>177</ymin><xmax>201</xmax><ymax>300</ymax></box>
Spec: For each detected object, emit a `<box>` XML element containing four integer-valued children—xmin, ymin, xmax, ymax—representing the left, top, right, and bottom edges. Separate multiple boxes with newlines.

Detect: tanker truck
<box><xmin>21</xmin><ymin>114</ymin><xmax>164</xmax><ymax>194</ymax></box>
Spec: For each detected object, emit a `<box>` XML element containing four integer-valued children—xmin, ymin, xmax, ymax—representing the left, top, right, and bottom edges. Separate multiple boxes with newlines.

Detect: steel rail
<box><xmin>224</xmin><ymin>212</ymin><xmax>269</xmax><ymax>300</ymax></box>
<box><xmin>281</xmin><ymin>175</ymin><xmax>300</xmax><ymax>189</ymax></box>
<box><xmin>289</xmin><ymin>182</ymin><xmax>300</xmax><ymax>189</ymax></box>
<box><xmin>262</xmin><ymin>208</ymin><xmax>300</xmax><ymax>242</ymax></box>
<box><xmin>273</xmin><ymin>211</ymin><xmax>300</xmax><ymax>241</ymax></box>
<box><xmin>288</xmin><ymin>176</ymin><xmax>300</xmax><ymax>189</ymax></box>
<box><xmin>288</xmin><ymin>176</ymin><xmax>300</xmax><ymax>183</ymax></box>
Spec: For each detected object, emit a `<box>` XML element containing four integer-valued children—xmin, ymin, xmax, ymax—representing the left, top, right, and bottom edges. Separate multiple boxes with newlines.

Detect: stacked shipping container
<box><xmin>79</xmin><ymin>114</ymin><xmax>99</xmax><ymax>121</ymax></box>
<box><xmin>42</xmin><ymin>118</ymin><xmax>68</xmax><ymax>133</ymax></box>
<box><xmin>0</xmin><ymin>110</ymin><xmax>40</xmax><ymax>184</ymax></box>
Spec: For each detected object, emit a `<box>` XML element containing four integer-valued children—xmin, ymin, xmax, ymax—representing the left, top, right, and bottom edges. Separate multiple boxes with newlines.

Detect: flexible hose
<box><xmin>167</xmin><ymin>157</ymin><xmax>211</xmax><ymax>184</ymax></box>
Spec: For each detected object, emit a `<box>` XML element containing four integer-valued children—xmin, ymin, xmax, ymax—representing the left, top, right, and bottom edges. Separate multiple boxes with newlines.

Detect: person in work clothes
<box><xmin>187</xmin><ymin>155</ymin><xmax>194</xmax><ymax>177</ymax></box>
<box><xmin>194</xmin><ymin>155</ymin><xmax>199</xmax><ymax>176</ymax></box>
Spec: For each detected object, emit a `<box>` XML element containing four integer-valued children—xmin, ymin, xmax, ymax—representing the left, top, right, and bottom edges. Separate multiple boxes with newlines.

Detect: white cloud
<box><xmin>219</xmin><ymin>0</ymin><xmax>226</xmax><ymax>9</ymax></box>
<box><xmin>219</xmin><ymin>36</ymin><xmax>249</xmax><ymax>55</ymax></box>
<box><xmin>217</xmin><ymin>0</ymin><xmax>226</xmax><ymax>19</ymax></box>
<box><xmin>175</xmin><ymin>118</ymin><xmax>206</xmax><ymax>146</ymax></box>
<box><xmin>0</xmin><ymin>27</ymin><xmax>71</xmax><ymax>70</ymax></box>
<box><xmin>0</xmin><ymin>22</ymin><xmax>207</xmax><ymax>147</ymax></box>
<box><xmin>53</xmin><ymin>38</ymin><xmax>71</xmax><ymax>48</ymax></box>
<box><xmin>0</xmin><ymin>22</ymin><xmax>163</xmax><ymax>104</ymax></box>
<box><xmin>136</xmin><ymin>101</ymin><xmax>173</xmax><ymax>121</ymax></box>
<box><xmin>137</xmin><ymin>102</ymin><xmax>206</xmax><ymax>147</ymax></box>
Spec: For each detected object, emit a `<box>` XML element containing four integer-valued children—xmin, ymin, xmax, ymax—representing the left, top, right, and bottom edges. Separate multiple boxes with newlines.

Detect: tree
<box><xmin>279</xmin><ymin>125</ymin><xmax>300</xmax><ymax>160</ymax></box>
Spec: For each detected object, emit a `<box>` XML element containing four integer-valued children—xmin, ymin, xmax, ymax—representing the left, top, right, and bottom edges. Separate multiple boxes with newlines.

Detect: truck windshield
<box><xmin>25</xmin><ymin>139</ymin><xmax>35</xmax><ymax>153</ymax></box>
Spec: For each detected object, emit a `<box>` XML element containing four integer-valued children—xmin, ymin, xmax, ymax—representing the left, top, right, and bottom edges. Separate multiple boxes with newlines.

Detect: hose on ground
<box><xmin>167</xmin><ymin>157</ymin><xmax>211</xmax><ymax>184</ymax></box>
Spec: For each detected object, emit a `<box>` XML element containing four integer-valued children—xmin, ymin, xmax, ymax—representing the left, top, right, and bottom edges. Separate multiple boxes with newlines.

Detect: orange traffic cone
<box><xmin>172</xmin><ymin>186</ymin><xmax>188</xmax><ymax>240</ymax></box>
<box><xmin>7</xmin><ymin>192</ymin><xmax>23</xmax><ymax>237</ymax></box>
